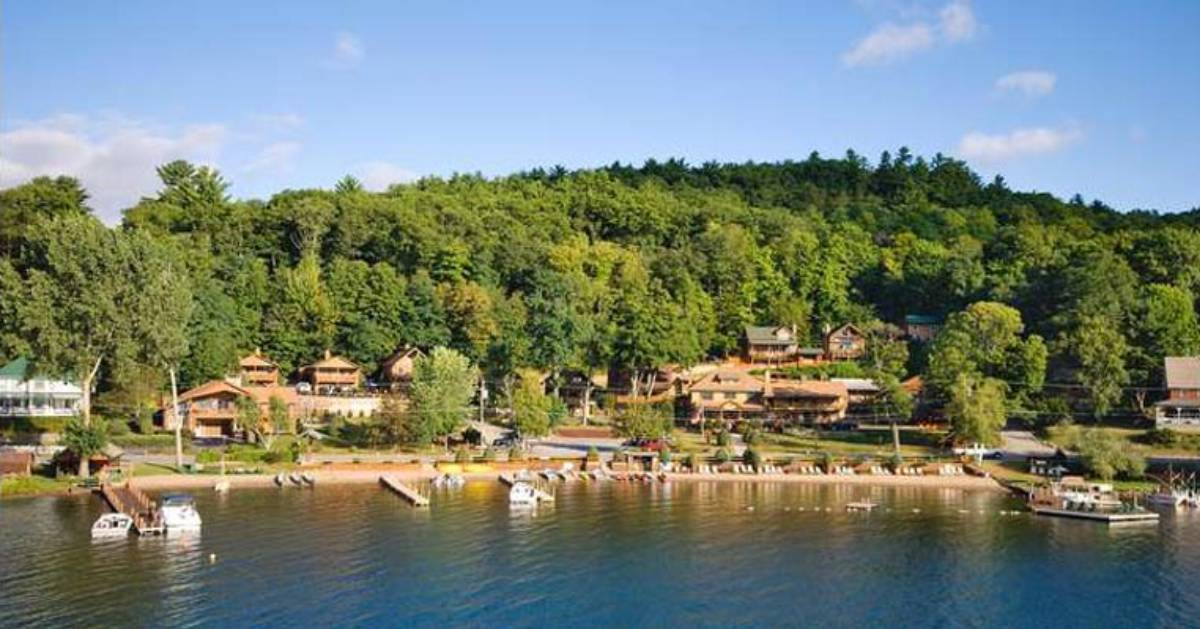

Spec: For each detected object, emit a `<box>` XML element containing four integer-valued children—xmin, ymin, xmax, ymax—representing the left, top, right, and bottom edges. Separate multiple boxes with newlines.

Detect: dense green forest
<box><xmin>1</xmin><ymin>150</ymin><xmax>1198</xmax><ymax>428</ymax></box>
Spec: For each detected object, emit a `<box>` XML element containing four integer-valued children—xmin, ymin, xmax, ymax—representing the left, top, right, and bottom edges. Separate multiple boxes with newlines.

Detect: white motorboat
<box><xmin>91</xmin><ymin>513</ymin><xmax>133</xmax><ymax>538</ymax></box>
<box><xmin>433</xmin><ymin>473</ymin><xmax>465</xmax><ymax>489</ymax></box>
<box><xmin>509</xmin><ymin>481</ymin><xmax>538</xmax><ymax>505</ymax></box>
<box><xmin>213</xmin><ymin>480</ymin><xmax>231</xmax><ymax>493</ymax></box>
<box><xmin>274</xmin><ymin>473</ymin><xmax>286</xmax><ymax>487</ymax></box>
<box><xmin>300</xmin><ymin>473</ymin><xmax>316</xmax><ymax>487</ymax></box>
<box><xmin>288</xmin><ymin>473</ymin><xmax>303</xmax><ymax>487</ymax></box>
<box><xmin>160</xmin><ymin>494</ymin><xmax>203</xmax><ymax>530</ymax></box>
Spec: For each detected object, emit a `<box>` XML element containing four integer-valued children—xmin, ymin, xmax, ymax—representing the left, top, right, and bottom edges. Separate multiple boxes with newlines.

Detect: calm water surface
<box><xmin>1</xmin><ymin>481</ymin><xmax>1197</xmax><ymax>627</ymax></box>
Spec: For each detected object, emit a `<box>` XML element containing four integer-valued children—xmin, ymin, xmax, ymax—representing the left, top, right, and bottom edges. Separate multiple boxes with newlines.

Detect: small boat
<box><xmin>288</xmin><ymin>473</ymin><xmax>303</xmax><ymax>487</ymax></box>
<box><xmin>160</xmin><ymin>494</ymin><xmax>202</xmax><ymax>530</ymax></box>
<box><xmin>509</xmin><ymin>481</ymin><xmax>538</xmax><ymax>505</ymax></box>
<box><xmin>213</xmin><ymin>480</ymin><xmax>231</xmax><ymax>493</ymax></box>
<box><xmin>91</xmin><ymin>513</ymin><xmax>133</xmax><ymax>538</ymax></box>
<box><xmin>274</xmin><ymin>473</ymin><xmax>286</xmax><ymax>487</ymax></box>
<box><xmin>300</xmin><ymin>473</ymin><xmax>316</xmax><ymax>487</ymax></box>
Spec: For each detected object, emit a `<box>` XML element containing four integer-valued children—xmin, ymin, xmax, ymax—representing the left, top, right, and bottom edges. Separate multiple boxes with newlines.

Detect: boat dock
<box><xmin>498</xmin><ymin>473</ymin><xmax>555</xmax><ymax>502</ymax></box>
<box><xmin>99</xmin><ymin>482</ymin><xmax>164</xmax><ymax>535</ymax></box>
<box><xmin>1030</xmin><ymin>506</ymin><xmax>1160</xmax><ymax>524</ymax></box>
<box><xmin>379</xmin><ymin>475</ymin><xmax>429</xmax><ymax>507</ymax></box>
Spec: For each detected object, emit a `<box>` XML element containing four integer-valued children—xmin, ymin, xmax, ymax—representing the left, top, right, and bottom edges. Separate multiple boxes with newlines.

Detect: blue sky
<box><xmin>3</xmin><ymin>0</ymin><xmax>1197</xmax><ymax>221</ymax></box>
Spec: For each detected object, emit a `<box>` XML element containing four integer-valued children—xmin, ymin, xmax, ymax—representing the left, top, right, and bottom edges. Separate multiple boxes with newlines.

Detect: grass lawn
<box><xmin>670</xmin><ymin>426</ymin><xmax>946</xmax><ymax>461</ymax></box>
<box><xmin>0</xmin><ymin>474</ymin><xmax>72</xmax><ymax>498</ymax></box>
<box><xmin>1043</xmin><ymin>423</ymin><xmax>1200</xmax><ymax>458</ymax></box>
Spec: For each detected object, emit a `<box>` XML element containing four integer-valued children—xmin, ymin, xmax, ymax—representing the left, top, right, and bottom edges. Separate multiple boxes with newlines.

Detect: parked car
<box><xmin>492</xmin><ymin>432</ymin><xmax>518</xmax><ymax>447</ymax></box>
<box><xmin>624</xmin><ymin>437</ymin><xmax>672</xmax><ymax>452</ymax></box>
<box><xmin>953</xmin><ymin>443</ymin><xmax>1000</xmax><ymax>458</ymax></box>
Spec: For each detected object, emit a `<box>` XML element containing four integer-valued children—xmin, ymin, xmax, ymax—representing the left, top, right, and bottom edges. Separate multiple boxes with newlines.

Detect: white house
<box><xmin>0</xmin><ymin>358</ymin><xmax>83</xmax><ymax>418</ymax></box>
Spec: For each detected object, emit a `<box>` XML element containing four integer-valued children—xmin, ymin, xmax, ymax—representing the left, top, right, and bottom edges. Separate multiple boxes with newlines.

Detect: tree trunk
<box><xmin>582</xmin><ymin>383</ymin><xmax>592</xmax><ymax>426</ymax></box>
<box><xmin>171</xmin><ymin>368</ymin><xmax>184</xmax><ymax>471</ymax></box>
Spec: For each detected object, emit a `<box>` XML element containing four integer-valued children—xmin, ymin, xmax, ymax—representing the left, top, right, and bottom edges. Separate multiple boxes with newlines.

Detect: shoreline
<box><xmin>4</xmin><ymin>468</ymin><xmax>1006</xmax><ymax>498</ymax></box>
<box><xmin>119</xmin><ymin>468</ymin><xmax>1007</xmax><ymax>493</ymax></box>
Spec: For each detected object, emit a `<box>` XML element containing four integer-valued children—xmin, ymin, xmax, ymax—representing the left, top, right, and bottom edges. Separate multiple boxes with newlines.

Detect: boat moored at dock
<box><xmin>160</xmin><ymin>494</ymin><xmax>203</xmax><ymax>530</ymax></box>
<box><xmin>1028</xmin><ymin>476</ymin><xmax>1159</xmax><ymax>524</ymax></box>
<box><xmin>91</xmin><ymin>513</ymin><xmax>134</xmax><ymax>538</ymax></box>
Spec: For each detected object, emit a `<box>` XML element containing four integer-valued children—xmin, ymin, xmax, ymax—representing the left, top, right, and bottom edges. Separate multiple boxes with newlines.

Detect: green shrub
<box><xmin>108</xmin><ymin>420</ymin><xmax>131</xmax><ymax>436</ymax></box>
<box><xmin>743</xmin><ymin>447</ymin><xmax>763</xmax><ymax>471</ymax></box>
<box><xmin>659</xmin><ymin>449</ymin><xmax>672</xmax><ymax>464</ymax></box>
<box><xmin>110</xmin><ymin>434</ymin><xmax>177</xmax><ymax>450</ymax></box>
<box><xmin>226</xmin><ymin>444</ymin><xmax>266</xmax><ymax>463</ymax></box>
<box><xmin>586</xmin><ymin>446</ymin><xmax>600</xmax><ymax>461</ymax></box>
<box><xmin>136</xmin><ymin>416</ymin><xmax>155</xmax><ymax>435</ymax></box>
<box><xmin>743</xmin><ymin>428</ymin><xmax>760</xmax><ymax>445</ymax></box>
<box><xmin>262</xmin><ymin>450</ymin><xmax>285</xmax><ymax>464</ymax></box>
<box><xmin>194</xmin><ymin>450</ymin><xmax>221</xmax><ymax>464</ymax></box>
<box><xmin>715</xmin><ymin>431</ymin><xmax>732</xmax><ymax>447</ymax></box>
<box><xmin>715</xmin><ymin>447</ymin><xmax>732</xmax><ymax>464</ymax></box>
<box><xmin>683</xmin><ymin>453</ymin><xmax>697</xmax><ymax>469</ymax></box>
<box><xmin>821</xmin><ymin>451</ymin><xmax>836</xmax><ymax>472</ymax></box>
<box><xmin>454</xmin><ymin>446</ymin><xmax>472</xmax><ymax>463</ymax></box>
<box><xmin>1138</xmin><ymin>428</ymin><xmax>1200</xmax><ymax>451</ymax></box>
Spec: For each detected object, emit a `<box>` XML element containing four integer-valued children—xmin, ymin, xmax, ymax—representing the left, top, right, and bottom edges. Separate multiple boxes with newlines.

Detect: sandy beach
<box><xmin>124</xmin><ymin>467</ymin><xmax>1005</xmax><ymax>493</ymax></box>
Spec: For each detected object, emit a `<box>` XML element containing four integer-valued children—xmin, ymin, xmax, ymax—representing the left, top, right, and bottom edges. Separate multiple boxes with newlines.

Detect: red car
<box><xmin>625</xmin><ymin>437</ymin><xmax>672</xmax><ymax>452</ymax></box>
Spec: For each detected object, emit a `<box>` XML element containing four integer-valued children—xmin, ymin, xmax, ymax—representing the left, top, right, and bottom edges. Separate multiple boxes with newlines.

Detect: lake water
<box><xmin>1</xmin><ymin>481</ymin><xmax>1197</xmax><ymax>628</ymax></box>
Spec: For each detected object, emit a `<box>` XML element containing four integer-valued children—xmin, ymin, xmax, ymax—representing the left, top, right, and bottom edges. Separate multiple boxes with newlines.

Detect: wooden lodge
<box><xmin>239</xmin><ymin>349</ymin><xmax>280</xmax><ymax>387</ymax></box>
<box><xmin>824</xmin><ymin>323</ymin><xmax>866</xmax><ymax>361</ymax></box>
<box><xmin>300</xmin><ymin>350</ymin><xmax>362</xmax><ymax>393</ymax></box>
<box><xmin>902</xmin><ymin>314</ymin><xmax>942</xmax><ymax>342</ymax></box>
<box><xmin>377</xmin><ymin>346</ymin><xmax>424</xmax><ymax>391</ymax></box>
<box><xmin>686</xmin><ymin>370</ymin><xmax>849</xmax><ymax>426</ymax></box>
<box><xmin>163</xmin><ymin>380</ymin><xmax>251</xmax><ymax>438</ymax></box>
<box><xmin>1156</xmin><ymin>356</ymin><xmax>1200</xmax><ymax>427</ymax></box>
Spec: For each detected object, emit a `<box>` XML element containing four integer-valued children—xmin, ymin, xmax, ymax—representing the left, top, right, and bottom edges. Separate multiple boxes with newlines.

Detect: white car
<box><xmin>953</xmin><ymin>443</ymin><xmax>1000</xmax><ymax>458</ymax></box>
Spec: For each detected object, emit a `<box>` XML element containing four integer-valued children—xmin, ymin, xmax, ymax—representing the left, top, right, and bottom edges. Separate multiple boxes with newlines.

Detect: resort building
<box><xmin>163</xmin><ymin>380</ymin><xmax>251</xmax><ymax>438</ymax></box>
<box><xmin>742</xmin><ymin>326</ymin><xmax>824</xmax><ymax>365</ymax></box>
<box><xmin>0</xmin><ymin>357</ymin><xmax>83</xmax><ymax>418</ymax></box>
<box><xmin>300</xmin><ymin>350</ymin><xmax>362</xmax><ymax>393</ymax></box>
<box><xmin>239</xmin><ymin>350</ymin><xmax>280</xmax><ymax>387</ymax></box>
<box><xmin>824</xmin><ymin>324</ymin><xmax>866</xmax><ymax>361</ymax></box>
<box><xmin>686</xmin><ymin>370</ymin><xmax>850</xmax><ymax>425</ymax></box>
<box><xmin>762</xmin><ymin>376</ymin><xmax>849</xmax><ymax>424</ymax></box>
<box><xmin>1156</xmin><ymin>356</ymin><xmax>1200</xmax><ymax>427</ymax></box>
<box><xmin>377</xmin><ymin>346</ymin><xmax>424</xmax><ymax>391</ymax></box>
<box><xmin>902</xmin><ymin>314</ymin><xmax>942</xmax><ymax>342</ymax></box>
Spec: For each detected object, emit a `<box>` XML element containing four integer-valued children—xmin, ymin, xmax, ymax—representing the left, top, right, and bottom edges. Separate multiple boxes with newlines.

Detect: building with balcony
<box><xmin>239</xmin><ymin>349</ymin><xmax>280</xmax><ymax>387</ymax></box>
<box><xmin>1156</xmin><ymin>357</ymin><xmax>1200</xmax><ymax>427</ymax></box>
<box><xmin>300</xmin><ymin>351</ymin><xmax>363</xmax><ymax>393</ymax></box>
<box><xmin>0</xmin><ymin>357</ymin><xmax>83</xmax><ymax>418</ymax></box>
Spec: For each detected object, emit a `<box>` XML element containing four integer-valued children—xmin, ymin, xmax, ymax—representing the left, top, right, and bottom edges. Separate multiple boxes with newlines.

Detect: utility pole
<box><xmin>478</xmin><ymin>376</ymin><xmax>488</xmax><ymax>424</ymax></box>
<box><xmin>171</xmin><ymin>368</ymin><xmax>183</xmax><ymax>471</ymax></box>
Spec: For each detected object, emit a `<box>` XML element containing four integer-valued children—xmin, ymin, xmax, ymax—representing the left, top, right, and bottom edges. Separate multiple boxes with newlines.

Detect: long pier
<box><xmin>99</xmin><ymin>482</ymin><xmax>164</xmax><ymax>535</ymax></box>
<box><xmin>379</xmin><ymin>475</ymin><xmax>429</xmax><ymax>507</ymax></box>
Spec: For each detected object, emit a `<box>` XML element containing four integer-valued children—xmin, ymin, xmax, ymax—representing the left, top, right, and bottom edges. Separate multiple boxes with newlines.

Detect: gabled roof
<box><xmin>380</xmin><ymin>345</ymin><xmax>425</xmax><ymax>369</ymax></box>
<box><xmin>826</xmin><ymin>323</ymin><xmax>863</xmax><ymax>338</ymax></box>
<box><xmin>689</xmin><ymin>371</ymin><xmax>764</xmax><ymax>394</ymax></box>
<box><xmin>744</xmin><ymin>325</ymin><xmax>796</xmax><ymax>346</ymax></box>
<box><xmin>178</xmin><ymin>380</ymin><xmax>252</xmax><ymax>403</ymax></box>
<box><xmin>768</xmin><ymin>380</ymin><xmax>848</xmax><ymax>400</ymax></box>
<box><xmin>303</xmin><ymin>350</ymin><xmax>361</xmax><ymax>371</ymax></box>
<box><xmin>239</xmin><ymin>350</ymin><xmax>277</xmax><ymax>369</ymax></box>
<box><xmin>831</xmin><ymin>378</ymin><xmax>880</xmax><ymax>393</ymax></box>
<box><xmin>0</xmin><ymin>358</ymin><xmax>31</xmax><ymax>380</ymax></box>
<box><xmin>1165</xmin><ymin>357</ymin><xmax>1200</xmax><ymax>389</ymax></box>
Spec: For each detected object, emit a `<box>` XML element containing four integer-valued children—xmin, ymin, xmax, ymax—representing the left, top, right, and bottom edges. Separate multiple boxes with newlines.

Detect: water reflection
<box><xmin>1</xmin><ymin>481</ymin><xmax>1197</xmax><ymax>627</ymax></box>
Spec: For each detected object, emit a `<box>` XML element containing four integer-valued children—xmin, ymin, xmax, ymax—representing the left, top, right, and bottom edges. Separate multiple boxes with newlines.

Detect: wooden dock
<box><xmin>1030</xmin><ymin>506</ymin><xmax>1160</xmax><ymax>524</ymax></box>
<box><xmin>99</xmin><ymin>482</ymin><xmax>164</xmax><ymax>535</ymax></box>
<box><xmin>379</xmin><ymin>475</ymin><xmax>429</xmax><ymax>507</ymax></box>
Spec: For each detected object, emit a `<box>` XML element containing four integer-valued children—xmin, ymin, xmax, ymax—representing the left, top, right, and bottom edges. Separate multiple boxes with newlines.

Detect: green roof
<box><xmin>904</xmin><ymin>314</ymin><xmax>941</xmax><ymax>325</ymax></box>
<box><xmin>744</xmin><ymin>325</ymin><xmax>796</xmax><ymax>346</ymax></box>
<box><xmin>0</xmin><ymin>357</ymin><xmax>31</xmax><ymax>380</ymax></box>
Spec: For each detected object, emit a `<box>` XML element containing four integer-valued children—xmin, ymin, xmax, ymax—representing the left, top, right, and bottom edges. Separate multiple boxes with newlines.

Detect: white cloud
<box><xmin>0</xmin><ymin>114</ymin><xmax>228</xmax><ymax>222</ymax></box>
<box><xmin>328</xmin><ymin>32</ymin><xmax>364</xmax><ymax>69</ymax></box>
<box><xmin>843</xmin><ymin>1</ymin><xmax>976</xmax><ymax>68</ymax></box>
<box><xmin>957</xmin><ymin>126</ymin><xmax>1083</xmax><ymax>161</ymax></box>
<box><xmin>355</xmin><ymin>161</ymin><xmax>417</xmax><ymax>191</ymax></box>
<box><xmin>939</xmin><ymin>1</ymin><xmax>977</xmax><ymax>42</ymax></box>
<box><xmin>995</xmin><ymin>70</ymin><xmax>1056</xmax><ymax>97</ymax></box>
<box><xmin>842</xmin><ymin>23</ymin><xmax>935</xmax><ymax>67</ymax></box>
<box><xmin>243</xmin><ymin>141</ymin><xmax>301</xmax><ymax>175</ymax></box>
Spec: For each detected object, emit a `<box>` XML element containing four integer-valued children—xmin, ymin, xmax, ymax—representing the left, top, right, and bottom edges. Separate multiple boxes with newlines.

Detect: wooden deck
<box><xmin>379</xmin><ymin>475</ymin><xmax>429</xmax><ymax>507</ymax></box>
<box><xmin>99</xmin><ymin>482</ymin><xmax>164</xmax><ymax>535</ymax></box>
<box><xmin>1030</xmin><ymin>505</ymin><xmax>1160</xmax><ymax>523</ymax></box>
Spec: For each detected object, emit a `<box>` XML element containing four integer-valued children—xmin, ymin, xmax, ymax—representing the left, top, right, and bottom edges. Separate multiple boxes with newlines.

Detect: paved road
<box><xmin>1000</xmin><ymin>430</ymin><xmax>1058</xmax><ymax>460</ymax></box>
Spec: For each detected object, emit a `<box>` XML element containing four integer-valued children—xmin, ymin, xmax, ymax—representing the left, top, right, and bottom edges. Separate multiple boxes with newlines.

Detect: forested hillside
<box><xmin>2</xmin><ymin>150</ymin><xmax>1198</xmax><ymax>422</ymax></box>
